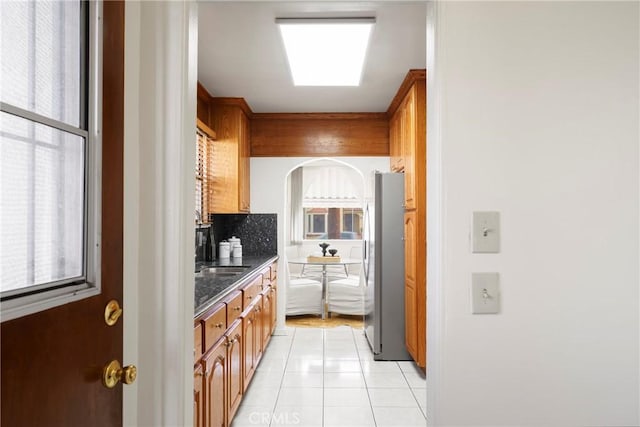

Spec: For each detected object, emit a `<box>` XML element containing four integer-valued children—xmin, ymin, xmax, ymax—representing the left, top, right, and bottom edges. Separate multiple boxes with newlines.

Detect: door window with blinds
<box><xmin>0</xmin><ymin>1</ymin><xmax>101</xmax><ymax>320</ymax></box>
<box><xmin>196</xmin><ymin>127</ymin><xmax>214</xmax><ymax>224</ymax></box>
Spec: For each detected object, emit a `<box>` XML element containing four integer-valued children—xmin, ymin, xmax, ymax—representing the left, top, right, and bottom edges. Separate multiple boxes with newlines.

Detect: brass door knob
<box><xmin>103</xmin><ymin>359</ymin><xmax>137</xmax><ymax>388</ymax></box>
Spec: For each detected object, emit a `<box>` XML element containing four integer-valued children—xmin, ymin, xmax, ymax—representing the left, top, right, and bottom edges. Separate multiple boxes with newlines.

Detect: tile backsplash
<box><xmin>210</xmin><ymin>213</ymin><xmax>277</xmax><ymax>257</ymax></box>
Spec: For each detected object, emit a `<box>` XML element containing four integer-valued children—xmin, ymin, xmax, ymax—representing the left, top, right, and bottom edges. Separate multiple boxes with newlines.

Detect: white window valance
<box><xmin>302</xmin><ymin>165</ymin><xmax>363</xmax><ymax>208</ymax></box>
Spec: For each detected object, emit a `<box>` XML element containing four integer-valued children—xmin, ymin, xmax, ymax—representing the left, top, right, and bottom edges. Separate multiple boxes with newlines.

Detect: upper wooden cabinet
<box><xmin>209</xmin><ymin>98</ymin><xmax>251</xmax><ymax>213</ymax></box>
<box><xmin>388</xmin><ymin>71</ymin><xmax>425</xmax><ymax>210</ymax></box>
<box><xmin>389</xmin><ymin>112</ymin><xmax>403</xmax><ymax>172</ymax></box>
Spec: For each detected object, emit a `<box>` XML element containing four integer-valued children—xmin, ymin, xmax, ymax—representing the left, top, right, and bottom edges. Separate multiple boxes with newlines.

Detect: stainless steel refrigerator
<box><xmin>363</xmin><ymin>172</ymin><xmax>412</xmax><ymax>360</ymax></box>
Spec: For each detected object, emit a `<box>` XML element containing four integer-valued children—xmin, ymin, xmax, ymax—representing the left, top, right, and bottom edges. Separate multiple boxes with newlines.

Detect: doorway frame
<box><xmin>124</xmin><ymin>0</ymin><xmax>441</xmax><ymax>424</ymax></box>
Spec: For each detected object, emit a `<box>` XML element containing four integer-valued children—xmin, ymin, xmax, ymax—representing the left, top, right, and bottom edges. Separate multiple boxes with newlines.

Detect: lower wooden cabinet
<box><xmin>261</xmin><ymin>288</ymin><xmax>273</xmax><ymax>350</ymax></box>
<box><xmin>270</xmin><ymin>285</ymin><xmax>277</xmax><ymax>335</ymax></box>
<box><xmin>242</xmin><ymin>294</ymin><xmax>263</xmax><ymax>391</ymax></box>
<box><xmin>195</xmin><ymin>261</ymin><xmax>278</xmax><ymax>427</ymax></box>
<box><xmin>194</xmin><ymin>364</ymin><xmax>205</xmax><ymax>427</ymax></box>
<box><xmin>226</xmin><ymin>320</ymin><xmax>243</xmax><ymax>423</ymax></box>
<box><xmin>204</xmin><ymin>337</ymin><xmax>227</xmax><ymax>427</ymax></box>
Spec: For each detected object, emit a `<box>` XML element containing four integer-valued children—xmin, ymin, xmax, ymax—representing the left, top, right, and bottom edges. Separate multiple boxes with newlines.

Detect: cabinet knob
<box><xmin>215</xmin><ymin>322</ymin><xmax>223</xmax><ymax>328</ymax></box>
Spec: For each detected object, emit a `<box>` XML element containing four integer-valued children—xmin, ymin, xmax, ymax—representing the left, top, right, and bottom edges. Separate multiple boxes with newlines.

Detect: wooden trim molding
<box><xmin>196</xmin><ymin>118</ymin><xmax>216</xmax><ymax>140</ymax></box>
<box><xmin>209</xmin><ymin>97</ymin><xmax>253</xmax><ymax>118</ymax></box>
<box><xmin>250</xmin><ymin>112</ymin><xmax>389</xmax><ymax>157</ymax></box>
<box><xmin>197</xmin><ymin>82</ymin><xmax>212</xmax><ymax>101</ymax></box>
<box><xmin>386</xmin><ymin>69</ymin><xmax>426</xmax><ymax>117</ymax></box>
<box><xmin>197</xmin><ymin>82</ymin><xmax>213</xmax><ymax>128</ymax></box>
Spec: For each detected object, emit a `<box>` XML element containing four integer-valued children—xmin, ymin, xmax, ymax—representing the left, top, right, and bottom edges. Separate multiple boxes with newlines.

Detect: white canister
<box><xmin>218</xmin><ymin>241</ymin><xmax>231</xmax><ymax>259</ymax></box>
<box><xmin>232</xmin><ymin>244</ymin><xmax>242</xmax><ymax>258</ymax></box>
<box><xmin>228</xmin><ymin>236</ymin><xmax>241</xmax><ymax>250</ymax></box>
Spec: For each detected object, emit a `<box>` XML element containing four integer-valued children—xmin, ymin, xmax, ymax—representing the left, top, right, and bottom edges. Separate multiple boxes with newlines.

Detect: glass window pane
<box><xmin>1</xmin><ymin>1</ymin><xmax>82</xmax><ymax>127</ymax></box>
<box><xmin>1</xmin><ymin>112</ymin><xmax>85</xmax><ymax>293</ymax></box>
<box><xmin>313</xmin><ymin>215</ymin><xmax>325</xmax><ymax>233</ymax></box>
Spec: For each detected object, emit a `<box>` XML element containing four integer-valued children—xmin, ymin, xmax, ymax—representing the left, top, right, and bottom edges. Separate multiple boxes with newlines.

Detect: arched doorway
<box><xmin>283</xmin><ymin>158</ymin><xmax>366</xmax><ymax>320</ymax></box>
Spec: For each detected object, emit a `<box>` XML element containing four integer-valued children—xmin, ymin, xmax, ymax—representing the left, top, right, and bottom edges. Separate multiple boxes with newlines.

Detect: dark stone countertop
<box><xmin>194</xmin><ymin>255</ymin><xmax>279</xmax><ymax>318</ymax></box>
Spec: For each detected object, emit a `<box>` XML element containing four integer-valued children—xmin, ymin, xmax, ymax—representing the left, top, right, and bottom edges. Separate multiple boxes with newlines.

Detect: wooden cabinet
<box><xmin>194</xmin><ymin>364</ymin><xmax>205</xmax><ymax>427</ymax></box>
<box><xmin>269</xmin><ymin>285</ymin><xmax>277</xmax><ymax>335</ymax></box>
<box><xmin>226</xmin><ymin>320</ymin><xmax>243</xmax><ymax>423</ymax></box>
<box><xmin>390</xmin><ymin>83</ymin><xmax>420</xmax><ymax>209</ymax></box>
<box><xmin>241</xmin><ymin>305</ymin><xmax>256</xmax><ymax>391</ymax></box>
<box><xmin>401</xmin><ymin>87</ymin><xmax>417</xmax><ymax>210</ymax></box>
<box><xmin>389</xmin><ymin>112</ymin><xmax>403</xmax><ymax>172</ymax></box>
<box><xmin>209</xmin><ymin>99</ymin><xmax>251</xmax><ymax>214</ymax></box>
<box><xmin>194</xmin><ymin>322</ymin><xmax>203</xmax><ymax>365</ymax></box>
<box><xmin>388</xmin><ymin>70</ymin><xmax>426</xmax><ymax>369</ymax></box>
<box><xmin>241</xmin><ymin>275</ymin><xmax>265</xmax><ymax>389</ymax></box>
<box><xmin>194</xmin><ymin>260</ymin><xmax>278</xmax><ymax>427</ymax></box>
<box><xmin>203</xmin><ymin>304</ymin><xmax>227</xmax><ymax>353</ymax></box>
<box><xmin>261</xmin><ymin>287</ymin><xmax>273</xmax><ymax>350</ymax></box>
<box><xmin>404</xmin><ymin>211</ymin><xmax>418</xmax><ymax>359</ymax></box>
<box><xmin>225</xmin><ymin>291</ymin><xmax>243</xmax><ymax>327</ymax></box>
<box><xmin>204</xmin><ymin>337</ymin><xmax>227</xmax><ymax>427</ymax></box>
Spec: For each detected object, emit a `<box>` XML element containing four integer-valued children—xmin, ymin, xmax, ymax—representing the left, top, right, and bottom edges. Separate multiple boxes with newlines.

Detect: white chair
<box><xmin>285</xmin><ymin>246</ymin><xmax>323</xmax><ymax>316</ymax></box>
<box><xmin>327</xmin><ymin>246</ymin><xmax>365</xmax><ymax>316</ymax></box>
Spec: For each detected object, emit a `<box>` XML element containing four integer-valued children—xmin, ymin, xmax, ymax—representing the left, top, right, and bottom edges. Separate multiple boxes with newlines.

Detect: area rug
<box><xmin>285</xmin><ymin>314</ymin><xmax>364</xmax><ymax>329</ymax></box>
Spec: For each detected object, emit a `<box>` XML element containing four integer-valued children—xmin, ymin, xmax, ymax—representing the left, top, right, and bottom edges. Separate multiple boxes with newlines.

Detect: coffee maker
<box><xmin>195</xmin><ymin>224</ymin><xmax>215</xmax><ymax>262</ymax></box>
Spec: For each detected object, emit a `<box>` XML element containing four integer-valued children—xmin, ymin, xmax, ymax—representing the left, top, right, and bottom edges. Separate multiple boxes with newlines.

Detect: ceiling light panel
<box><xmin>277</xmin><ymin>18</ymin><xmax>375</xmax><ymax>87</ymax></box>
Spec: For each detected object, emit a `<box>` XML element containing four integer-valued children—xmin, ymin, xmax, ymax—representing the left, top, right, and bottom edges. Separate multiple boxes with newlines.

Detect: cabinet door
<box><xmin>270</xmin><ymin>285</ymin><xmax>277</xmax><ymax>335</ymax></box>
<box><xmin>204</xmin><ymin>338</ymin><xmax>227</xmax><ymax>427</ymax></box>
<box><xmin>194</xmin><ymin>363</ymin><xmax>205</xmax><ymax>427</ymax></box>
<box><xmin>403</xmin><ymin>88</ymin><xmax>416</xmax><ymax>210</ymax></box>
<box><xmin>241</xmin><ymin>306</ymin><xmax>257</xmax><ymax>391</ymax></box>
<box><xmin>238</xmin><ymin>112</ymin><xmax>250</xmax><ymax>213</ymax></box>
<box><xmin>210</xmin><ymin>105</ymin><xmax>241</xmax><ymax>213</ymax></box>
<box><xmin>261</xmin><ymin>287</ymin><xmax>272</xmax><ymax>349</ymax></box>
<box><xmin>404</xmin><ymin>211</ymin><xmax>419</xmax><ymax>361</ymax></box>
<box><xmin>226</xmin><ymin>320</ymin><xmax>243</xmax><ymax>423</ymax></box>
<box><xmin>253</xmin><ymin>295</ymin><xmax>264</xmax><ymax>365</ymax></box>
<box><xmin>194</xmin><ymin>323</ymin><xmax>203</xmax><ymax>365</ymax></box>
<box><xmin>389</xmin><ymin>112</ymin><xmax>404</xmax><ymax>172</ymax></box>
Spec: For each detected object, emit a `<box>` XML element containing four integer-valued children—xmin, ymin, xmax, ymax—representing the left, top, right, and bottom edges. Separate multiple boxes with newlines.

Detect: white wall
<box><xmin>428</xmin><ymin>2</ymin><xmax>639</xmax><ymax>426</ymax></box>
<box><xmin>251</xmin><ymin>157</ymin><xmax>389</xmax><ymax>330</ymax></box>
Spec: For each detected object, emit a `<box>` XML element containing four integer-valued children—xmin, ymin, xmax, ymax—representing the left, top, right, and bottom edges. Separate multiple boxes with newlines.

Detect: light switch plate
<box><xmin>472</xmin><ymin>211</ymin><xmax>500</xmax><ymax>253</ymax></box>
<box><xmin>472</xmin><ymin>273</ymin><xmax>500</xmax><ymax>314</ymax></box>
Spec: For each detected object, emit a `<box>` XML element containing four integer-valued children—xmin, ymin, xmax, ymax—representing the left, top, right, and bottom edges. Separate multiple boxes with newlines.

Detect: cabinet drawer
<box><xmin>194</xmin><ymin>322</ymin><xmax>203</xmax><ymax>365</ymax></box>
<box><xmin>270</xmin><ymin>262</ymin><xmax>278</xmax><ymax>281</ymax></box>
<box><xmin>225</xmin><ymin>291</ymin><xmax>243</xmax><ymax>326</ymax></box>
<box><xmin>260</xmin><ymin>266</ymin><xmax>271</xmax><ymax>287</ymax></box>
<box><xmin>202</xmin><ymin>303</ymin><xmax>226</xmax><ymax>352</ymax></box>
<box><xmin>242</xmin><ymin>275</ymin><xmax>263</xmax><ymax>310</ymax></box>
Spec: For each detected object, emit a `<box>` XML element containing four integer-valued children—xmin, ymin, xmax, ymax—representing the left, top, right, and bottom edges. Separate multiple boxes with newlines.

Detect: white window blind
<box><xmin>196</xmin><ymin>128</ymin><xmax>214</xmax><ymax>223</ymax></box>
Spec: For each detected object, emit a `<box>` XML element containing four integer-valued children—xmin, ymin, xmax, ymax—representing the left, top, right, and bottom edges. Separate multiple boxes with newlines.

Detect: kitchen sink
<box><xmin>201</xmin><ymin>267</ymin><xmax>249</xmax><ymax>273</ymax></box>
<box><xmin>195</xmin><ymin>266</ymin><xmax>250</xmax><ymax>277</ymax></box>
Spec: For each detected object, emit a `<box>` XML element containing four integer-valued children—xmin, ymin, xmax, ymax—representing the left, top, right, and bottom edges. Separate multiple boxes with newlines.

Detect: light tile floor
<box><xmin>231</xmin><ymin>326</ymin><xmax>426</xmax><ymax>427</ymax></box>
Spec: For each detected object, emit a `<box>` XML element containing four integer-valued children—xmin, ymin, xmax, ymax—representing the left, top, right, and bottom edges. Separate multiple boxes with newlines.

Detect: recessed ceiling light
<box><xmin>276</xmin><ymin>18</ymin><xmax>375</xmax><ymax>87</ymax></box>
